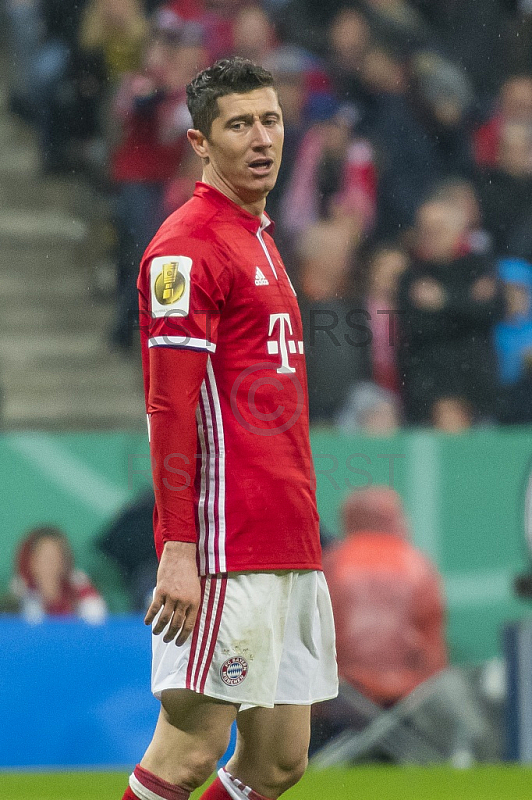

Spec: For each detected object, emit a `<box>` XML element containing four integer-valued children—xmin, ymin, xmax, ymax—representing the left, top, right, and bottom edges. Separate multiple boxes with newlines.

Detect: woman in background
<box><xmin>10</xmin><ymin>526</ymin><xmax>107</xmax><ymax>624</ymax></box>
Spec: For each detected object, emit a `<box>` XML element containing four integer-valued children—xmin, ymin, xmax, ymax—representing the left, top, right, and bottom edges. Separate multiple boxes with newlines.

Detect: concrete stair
<box><xmin>0</xmin><ymin>86</ymin><xmax>145</xmax><ymax>430</ymax></box>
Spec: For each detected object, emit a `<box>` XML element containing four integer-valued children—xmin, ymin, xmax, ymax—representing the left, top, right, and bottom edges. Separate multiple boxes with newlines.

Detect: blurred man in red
<box><xmin>314</xmin><ymin>487</ymin><xmax>489</xmax><ymax>764</ymax></box>
<box><xmin>323</xmin><ymin>486</ymin><xmax>447</xmax><ymax>708</ymax></box>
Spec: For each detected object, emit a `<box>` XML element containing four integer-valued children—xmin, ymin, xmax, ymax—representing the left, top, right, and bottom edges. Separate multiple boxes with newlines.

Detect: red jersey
<box><xmin>138</xmin><ymin>182</ymin><xmax>321</xmax><ymax>575</ymax></box>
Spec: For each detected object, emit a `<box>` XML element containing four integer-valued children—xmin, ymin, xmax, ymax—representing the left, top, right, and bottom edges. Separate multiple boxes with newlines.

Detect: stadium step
<box><xmin>0</xmin><ymin>77</ymin><xmax>145</xmax><ymax>431</ymax></box>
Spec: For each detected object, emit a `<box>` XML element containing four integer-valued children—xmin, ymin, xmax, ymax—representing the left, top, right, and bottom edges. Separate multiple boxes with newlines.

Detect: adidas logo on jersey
<box><xmin>254</xmin><ymin>267</ymin><xmax>269</xmax><ymax>286</ymax></box>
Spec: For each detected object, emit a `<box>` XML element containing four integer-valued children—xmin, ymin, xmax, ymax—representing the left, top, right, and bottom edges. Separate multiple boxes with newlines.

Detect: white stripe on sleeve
<box><xmin>148</xmin><ymin>336</ymin><xmax>216</xmax><ymax>352</ymax></box>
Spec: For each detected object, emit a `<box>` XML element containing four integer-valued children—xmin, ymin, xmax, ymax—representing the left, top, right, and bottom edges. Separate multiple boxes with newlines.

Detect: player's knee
<box><xmin>279</xmin><ymin>753</ymin><xmax>308</xmax><ymax>791</ymax></box>
<box><xmin>178</xmin><ymin>748</ymin><xmax>223</xmax><ymax>791</ymax></box>
<box><xmin>263</xmin><ymin>752</ymin><xmax>308</xmax><ymax>795</ymax></box>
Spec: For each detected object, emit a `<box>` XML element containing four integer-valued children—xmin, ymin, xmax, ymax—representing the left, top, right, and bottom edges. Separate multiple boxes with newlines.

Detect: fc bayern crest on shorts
<box><xmin>220</xmin><ymin>656</ymin><xmax>249</xmax><ymax>686</ymax></box>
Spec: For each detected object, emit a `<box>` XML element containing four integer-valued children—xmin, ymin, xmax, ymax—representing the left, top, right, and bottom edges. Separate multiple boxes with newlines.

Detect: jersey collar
<box><xmin>193</xmin><ymin>182</ymin><xmax>275</xmax><ymax>234</ymax></box>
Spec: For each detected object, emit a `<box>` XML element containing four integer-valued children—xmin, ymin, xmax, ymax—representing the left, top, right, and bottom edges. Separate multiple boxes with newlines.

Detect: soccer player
<box><xmin>122</xmin><ymin>57</ymin><xmax>338</xmax><ymax>800</ymax></box>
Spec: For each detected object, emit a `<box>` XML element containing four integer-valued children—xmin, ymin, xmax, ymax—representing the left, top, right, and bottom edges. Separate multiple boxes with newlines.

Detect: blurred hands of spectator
<box><xmin>367</xmin><ymin>244</ymin><xmax>409</xmax><ymax>303</ymax></box>
<box><xmin>505</xmin><ymin>281</ymin><xmax>531</xmax><ymax>319</ymax></box>
<box><xmin>471</xmin><ymin>276</ymin><xmax>497</xmax><ymax>304</ymax></box>
<box><xmin>410</xmin><ymin>278</ymin><xmax>446</xmax><ymax>311</ymax></box>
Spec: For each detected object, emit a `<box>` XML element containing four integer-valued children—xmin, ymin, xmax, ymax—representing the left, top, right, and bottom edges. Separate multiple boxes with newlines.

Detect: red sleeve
<box><xmin>148</xmin><ymin>345</ymin><xmax>208</xmax><ymax>544</ymax></box>
<box><xmin>139</xmin><ymin>233</ymin><xmax>233</xmax><ymax>544</ymax></box>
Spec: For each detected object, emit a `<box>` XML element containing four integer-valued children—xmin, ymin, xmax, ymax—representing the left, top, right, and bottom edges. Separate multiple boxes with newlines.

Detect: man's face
<box><xmin>196</xmin><ymin>87</ymin><xmax>284</xmax><ymax>207</ymax></box>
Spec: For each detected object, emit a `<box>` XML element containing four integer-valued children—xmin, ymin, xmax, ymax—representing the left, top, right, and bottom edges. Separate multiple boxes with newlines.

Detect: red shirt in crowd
<box><xmin>111</xmin><ymin>74</ymin><xmax>188</xmax><ymax>184</ymax></box>
<box><xmin>323</xmin><ymin>488</ymin><xmax>447</xmax><ymax>706</ymax></box>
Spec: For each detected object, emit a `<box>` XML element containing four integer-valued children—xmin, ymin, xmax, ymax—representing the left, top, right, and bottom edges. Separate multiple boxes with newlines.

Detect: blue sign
<box><xmin>0</xmin><ymin>616</ymin><xmax>235</xmax><ymax>768</ymax></box>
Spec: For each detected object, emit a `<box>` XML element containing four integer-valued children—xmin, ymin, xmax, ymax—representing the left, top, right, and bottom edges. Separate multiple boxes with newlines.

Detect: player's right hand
<box><xmin>145</xmin><ymin>540</ymin><xmax>201</xmax><ymax>646</ymax></box>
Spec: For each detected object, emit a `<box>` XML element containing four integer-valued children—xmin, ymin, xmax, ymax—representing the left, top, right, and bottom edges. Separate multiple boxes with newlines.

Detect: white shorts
<box><xmin>151</xmin><ymin>570</ymin><xmax>338</xmax><ymax>708</ymax></box>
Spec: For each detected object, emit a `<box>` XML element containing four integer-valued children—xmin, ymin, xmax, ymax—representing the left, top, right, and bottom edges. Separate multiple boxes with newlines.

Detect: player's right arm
<box><xmin>139</xmin><ymin>235</ymin><xmax>231</xmax><ymax>644</ymax></box>
<box><xmin>144</xmin><ymin>344</ymin><xmax>207</xmax><ymax>644</ymax></box>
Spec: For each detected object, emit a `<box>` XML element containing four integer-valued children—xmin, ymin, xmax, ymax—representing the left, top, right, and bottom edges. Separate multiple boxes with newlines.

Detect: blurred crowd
<box><xmin>6</xmin><ymin>0</ymin><xmax>532</xmax><ymax>432</ymax></box>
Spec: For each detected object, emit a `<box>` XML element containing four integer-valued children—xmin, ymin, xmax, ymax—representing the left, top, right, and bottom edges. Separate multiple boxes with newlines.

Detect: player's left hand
<box><xmin>145</xmin><ymin>540</ymin><xmax>201</xmax><ymax>645</ymax></box>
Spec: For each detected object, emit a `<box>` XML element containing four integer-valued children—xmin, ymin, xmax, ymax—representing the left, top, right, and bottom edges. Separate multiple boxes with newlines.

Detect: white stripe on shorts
<box><xmin>196</xmin><ymin>359</ymin><xmax>227</xmax><ymax>575</ymax></box>
<box><xmin>186</xmin><ymin>575</ymin><xmax>227</xmax><ymax>693</ymax></box>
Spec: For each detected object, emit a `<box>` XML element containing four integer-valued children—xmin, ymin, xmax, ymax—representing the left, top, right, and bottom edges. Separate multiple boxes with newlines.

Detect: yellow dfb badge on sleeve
<box><xmin>150</xmin><ymin>256</ymin><xmax>193</xmax><ymax>318</ymax></box>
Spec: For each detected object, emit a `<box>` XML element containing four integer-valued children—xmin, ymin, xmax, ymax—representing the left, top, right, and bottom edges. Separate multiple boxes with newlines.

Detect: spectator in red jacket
<box><xmin>10</xmin><ymin>526</ymin><xmax>107</xmax><ymax>624</ymax></box>
<box><xmin>324</xmin><ymin>486</ymin><xmax>447</xmax><ymax>706</ymax></box>
<box><xmin>312</xmin><ymin>487</ymin><xmax>490</xmax><ymax>763</ymax></box>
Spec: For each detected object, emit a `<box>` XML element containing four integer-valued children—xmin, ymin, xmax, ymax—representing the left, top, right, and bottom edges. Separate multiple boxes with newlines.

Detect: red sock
<box><xmin>124</xmin><ymin>764</ymin><xmax>190</xmax><ymax>800</ymax></box>
<box><xmin>198</xmin><ymin>770</ymin><xmax>272</xmax><ymax>800</ymax></box>
<box><xmin>198</xmin><ymin>777</ymin><xmax>230</xmax><ymax>799</ymax></box>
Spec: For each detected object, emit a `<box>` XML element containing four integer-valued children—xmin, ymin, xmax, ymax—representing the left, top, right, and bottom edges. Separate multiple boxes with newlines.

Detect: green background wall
<box><xmin>1</xmin><ymin>428</ymin><xmax>531</xmax><ymax>663</ymax></box>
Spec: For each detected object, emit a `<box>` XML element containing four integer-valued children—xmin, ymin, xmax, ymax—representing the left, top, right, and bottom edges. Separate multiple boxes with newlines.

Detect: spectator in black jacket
<box><xmin>477</xmin><ymin>120</ymin><xmax>532</xmax><ymax>258</ymax></box>
<box><xmin>398</xmin><ymin>198</ymin><xmax>505</xmax><ymax>428</ymax></box>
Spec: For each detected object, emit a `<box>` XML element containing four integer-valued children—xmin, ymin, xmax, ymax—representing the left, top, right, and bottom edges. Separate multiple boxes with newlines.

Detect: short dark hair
<box><xmin>186</xmin><ymin>57</ymin><xmax>275</xmax><ymax>137</ymax></box>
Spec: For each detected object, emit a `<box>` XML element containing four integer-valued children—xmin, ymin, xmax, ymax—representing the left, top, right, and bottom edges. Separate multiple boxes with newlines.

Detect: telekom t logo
<box><xmin>267</xmin><ymin>313</ymin><xmax>304</xmax><ymax>374</ymax></box>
